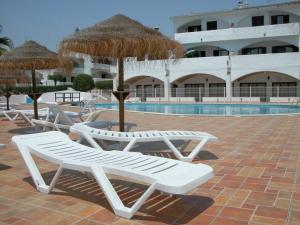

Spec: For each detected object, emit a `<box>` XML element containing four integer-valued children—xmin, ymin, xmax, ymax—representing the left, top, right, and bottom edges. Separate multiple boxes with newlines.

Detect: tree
<box><xmin>74</xmin><ymin>27</ymin><xmax>80</xmax><ymax>34</ymax></box>
<box><xmin>73</xmin><ymin>74</ymin><xmax>95</xmax><ymax>92</ymax></box>
<box><xmin>0</xmin><ymin>25</ymin><xmax>13</xmax><ymax>55</ymax></box>
<box><xmin>95</xmin><ymin>80</ymin><xmax>113</xmax><ymax>89</ymax></box>
<box><xmin>48</xmin><ymin>73</ymin><xmax>65</xmax><ymax>86</ymax></box>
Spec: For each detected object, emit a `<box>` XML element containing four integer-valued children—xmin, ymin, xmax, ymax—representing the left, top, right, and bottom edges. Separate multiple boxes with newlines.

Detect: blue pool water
<box><xmin>96</xmin><ymin>103</ymin><xmax>300</xmax><ymax>116</ymax></box>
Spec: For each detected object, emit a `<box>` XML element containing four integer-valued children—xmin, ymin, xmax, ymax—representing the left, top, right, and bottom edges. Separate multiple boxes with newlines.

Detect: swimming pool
<box><xmin>96</xmin><ymin>103</ymin><xmax>300</xmax><ymax>116</ymax></box>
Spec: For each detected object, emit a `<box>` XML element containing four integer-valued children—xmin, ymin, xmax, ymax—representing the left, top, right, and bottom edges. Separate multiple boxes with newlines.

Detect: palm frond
<box><xmin>0</xmin><ymin>37</ymin><xmax>13</xmax><ymax>49</ymax></box>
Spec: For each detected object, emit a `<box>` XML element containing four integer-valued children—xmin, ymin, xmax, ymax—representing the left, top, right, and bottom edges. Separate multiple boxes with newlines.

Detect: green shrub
<box><xmin>48</xmin><ymin>73</ymin><xmax>65</xmax><ymax>86</ymax></box>
<box><xmin>95</xmin><ymin>80</ymin><xmax>113</xmax><ymax>90</ymax></box>
<box><xmin>73</xmin><ymin>74</ymin><xmax>95</xmax><ymax>92</ymax></box>
<box><xmin>9</xmin><ymin>85</ymin><xmax>72</xmax><ymax>95</ymax></box>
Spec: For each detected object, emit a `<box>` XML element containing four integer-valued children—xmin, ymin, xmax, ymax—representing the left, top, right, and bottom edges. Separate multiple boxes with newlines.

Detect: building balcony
<box><xmin>91</xmin><ymin>63</ymin><xmax>117</xmax><ymax>74</ymax></box>
<box><xmin>175</xmin><ymin>23</ymin><xmax>300</xmax><ymax>44</ymax></box>
<box><xmin>124</xmin><ymin>52</ymin><xmax>300</xmax><ymax>83</ymax></box>
<box><xmin>230</xmin><ymin>52</ymin><xmax>300</xmax><ymax>81</ymax></box>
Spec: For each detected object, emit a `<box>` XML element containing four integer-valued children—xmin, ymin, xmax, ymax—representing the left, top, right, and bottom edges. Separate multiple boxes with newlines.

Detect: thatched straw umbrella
<box><xmin>0</xmin><ymin>70</ymin><xmax>30</xmax><ymax>110</ymax></box>
<box><xmin>0</xmin><ymin>40</ymin><xmax>72</xmax><ymax>119</ymax></box>
<box><xmin>60</xmin><ymin>14</ymin><xmax>184</xmax><ymax>131</ymax></box>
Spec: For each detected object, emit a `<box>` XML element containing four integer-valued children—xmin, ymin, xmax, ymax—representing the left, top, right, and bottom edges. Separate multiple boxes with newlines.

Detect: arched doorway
<box><xmin>184</xmin><ymin>45</ymin><xmax>229</xmax><ymax>58</ymax></box>
<box><xmin>125</xmin><ymin>76</ymin><xmax>164</xmax><ymax>101</ymax></box>
<box><xmin>233</xmin><ymin>71</ymin><xmax>299</xmax><ymax>101</ymax></box>
<box><xmin>171</xmin><ymin>74</ymin><xmax>226</xmax><ymax>101</ymax></box>
<box><xmin>238</xmin><ymin>40</ymin><xmax>298</xmax><ymax>55</ymax></box>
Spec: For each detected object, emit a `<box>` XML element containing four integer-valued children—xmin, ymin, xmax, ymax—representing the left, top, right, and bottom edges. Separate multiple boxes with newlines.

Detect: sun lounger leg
<box><xmin>80</xmin><ymin>132</ymin><xmax>105</xmax><ymax>151</ymax></box>
<box><xmin>11</xmin><ymin>114</ymin><xmax>19</xmax><ymax>121</ymax></box>
<box><xmin>47</xmin><ymin>166</ymin><xmax>63</xmax><ymax>193</ymax></box>
<box><xmin>19</xmin><ymin>112</ymin><xmax>34</xmax><ymax>126</ymax></box>
<box><xmin>43</xmin><ymin>113</ymin><xmax>51</xmax><ymax>131</ymax></box>
<box><xmin>53</xmin><ymin>114</ymin><xmax>61</xmax><ymax>131</ymax></box>
<box><xmin>91</xmin><ymin>165</ymin><xmax>157</xmax><ymax>219</ymax></box>
<box><xmin>2</xmin><ymin>112</ymin><xmax>17</xmax><ymax>121</ymax></box>
<box><xmin>17</xmin><ymin>145</ymin><xmax>63</xmax><ymax>194</ymax></box>
<box><xmin>85</xmin><ymin>110</ymin><xmax>104</xmax><ymax>122</ymax></box>
<box><xmin>188</xmin><ymin>137</ymin><xmax>209</xmax><ymax>160</ymax></box>
<box><xmin>123</xmin><ymin>138</ymin><xmax>137</xmax><ymax>152</ymax></box>
<box><xmin>163</xmin><ymin>137</ymin><xmax>186</xmax><ymax>160</ymax></box>
<box><xmin>163</xmin><ymin>137</ymin><xmax>210</xmax><ymax>162</ymax></box>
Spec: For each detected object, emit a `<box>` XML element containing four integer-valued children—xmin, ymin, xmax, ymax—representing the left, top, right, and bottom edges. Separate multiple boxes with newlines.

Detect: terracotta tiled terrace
<box><xmin>0</xmin><ymin>106</ymin><xmax>300</xmax><ymax>225</ymax></box>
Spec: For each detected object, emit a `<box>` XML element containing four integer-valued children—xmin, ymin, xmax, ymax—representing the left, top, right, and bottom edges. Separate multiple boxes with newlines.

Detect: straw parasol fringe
<box><xmin>59</xmin><ymin>14</ymin><xmax>184</xmax><ymax>59</ymax></box>
<box><xmin>0</xmin><ymin>70</ymin><xmax>29</xmax><ymax>110</ymax></box>
<box><xmin>59</xmin><ymin>14</ymin><xmax>184</xmax><ymax>132</ymax></box>
<box><xmin>0</xmin><ymin>41</ymin><xmax>73</xmax><ymax>76</ymax></box>
<box><xmin>0</xmin><ymin>40</ymin><xmax>73</xmax><ymax>118</ymax></box>
<box><xmin>60</xmin><ymin>37</ymin><xmax>183</xmax><ymax>59</ymax></box>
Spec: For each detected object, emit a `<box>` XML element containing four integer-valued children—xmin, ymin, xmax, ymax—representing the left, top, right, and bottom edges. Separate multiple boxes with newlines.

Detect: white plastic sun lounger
<box><xmin>12</xmin><ymin>131</ymin><xmax>213</xmax><ymax>219</ymax></box>
<box><xmin>0</xmin><ymin>108</ymin><xmax>49</xmax><ymax>125</ymax></box>
<box><xmin>31</xmin><ymin>102</ymin><xmax>104</xmax><ymax>131</ymax></box>
<box><xmin>71</xmin><ymin>122</ymin><xmax>218</xmax><ymax>162</ymax></box>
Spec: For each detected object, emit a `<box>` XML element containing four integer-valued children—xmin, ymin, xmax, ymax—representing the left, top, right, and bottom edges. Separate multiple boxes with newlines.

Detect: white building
<box><xmin>122</xmin><ymin>1</ymin><xmax>300</xmax><ymax>102</ymax></box>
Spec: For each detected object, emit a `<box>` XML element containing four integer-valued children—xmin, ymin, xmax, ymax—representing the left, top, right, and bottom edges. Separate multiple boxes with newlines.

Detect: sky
<box><xmin>0</xmin><ymin>0</ymin><xmax>292</xmax><ymax>51</ymax></box>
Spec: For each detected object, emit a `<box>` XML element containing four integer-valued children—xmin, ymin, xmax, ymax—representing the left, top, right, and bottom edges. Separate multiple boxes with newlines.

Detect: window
<box><xmin>154</xmin><ymin>84</ymin><xmax>162</xmax><ymax>97</ymax></box>
<box><xmin>271</xmin><ymin>15</ymin><xmax>289</xmax><ymax>24</ymax></box>
<box><xmin>101</xmin><ymin>74</ymin><xmax>106</xmax><ymax>78</ymax></box>
<box><xmin>213</xmin><ymin>49</ymin><xmax>229</xmax><ymax>56</ymax></box>
<box><xmin>171</xmin><ymin>84</ymin><xmax>178</xmax><ymax>97</ymax></box>
<box><xmin>272</xmin><ymin>45</ymin><xmax>299</xmax><ymax>53</ymax></box>
<box><xmin>184</xmin><ymin>83</ymin><xmax>205</xmax><ymax>101</ymax></box>
<box><xmin>136</xmin><ymin>85</ymin><xmax>143</xmax><ymax>98</ymax></box>
<box><xmin>207</xmin><ymin>21</ymin><xmax>217</xmax><ymax>30</ymax></box>
<box><xmin>272</xmin><ymin>82</ymin><xmax>297</xmax><ymax>97</ymax></box>
<box><xmin>187</xmin><ymin>25</ymin><xmax>201</xmax><ymax>32</ymax></box>
<box><xmin>240</xmin><ymin>83</ymin><xmax>267</xmax><ymax>101</ymax></box>
<box><xmin>185</xmin><ymin>50</ymin><xmax>206</xmax><ymax>58</ymax></box>
<box><xmin>209</xmin><ymin>83</ymin><xmax>226</xmax><ymax>97</ymax></box>
<box><xmin>200</xmin><ymin>51</ymin><xmax>206</xmax><ymax>57</ymax></box>
<box><xmin>144</xmin><ymin>85</ymin><xmax>153</xmax><ymax>98</ymax></box>
<box><xmin>252</xmin><ymin>16</ymin><xmax>264</xmax><ymax>26</ymax></box>
<box><xmin>241</xmin><ymin>47</ymin><xmax>267</xmax><ymax>55</ymax></box>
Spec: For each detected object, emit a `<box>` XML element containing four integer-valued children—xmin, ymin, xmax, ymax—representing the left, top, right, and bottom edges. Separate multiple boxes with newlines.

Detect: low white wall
<box><xmin>38</xmin><ymin>91</ymin><xmax>93</xmax><ymax>103</ymax></box>
<box><xmin>270</xmin><ymin>97</ymin><xmax>300</xmax><ymax>103</ymax></box>
<box><xmin>1</xmin><ymin>95</ymin><xmax>28</xmax><ymax>105</ymax></box>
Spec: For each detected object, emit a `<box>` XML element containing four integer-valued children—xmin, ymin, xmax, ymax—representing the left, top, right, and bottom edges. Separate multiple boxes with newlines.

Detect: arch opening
<box><xmin>238</xmin><ymin>40</ymin><xmax>298</xmax><ymax>55</ymax></box>
<box><xmin>176</xmin><ymin>17</ymin><xmax>230</xmax><ymax>33</ymax></box>
<box><xmin>233</xmin><ymin>71</ymin><xmax>300</xmax><ymax>101</ymax></box>
<box><xmin>237</xmin><ymin>10</ymin><xmax>300</xmax><ymax>28</ymax></box>
<box><xmin>125</xmin><ymin>75</ymin><xmax>165</xmax><ymax>101</ymax></box>
<box><xmin>184</xmin><ymin>45</ymin><xmax>230</xmax><ymax>58</ymax></box>
<box><xmin>171</xmin><ymin>74</ymin><xmax>226</xmax><ymax>101</ymax></box>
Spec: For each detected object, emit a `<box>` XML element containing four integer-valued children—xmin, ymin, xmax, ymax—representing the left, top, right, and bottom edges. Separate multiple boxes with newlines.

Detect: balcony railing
<box><xmin>175</xmin><ymin>23</ymin><xmax>300</xmax><ymax>44</ymax></box>
<box><xmin>96</xmin><ymin>86</ymin><xmax>300</xmax><ymax>103</ymax></box>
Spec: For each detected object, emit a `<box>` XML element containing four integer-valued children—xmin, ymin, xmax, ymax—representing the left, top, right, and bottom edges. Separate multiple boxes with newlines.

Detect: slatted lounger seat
<box><xmin>71</xmin><ymin>122</ymin><xmax>218</xmax><ymax>162</ymax></box>
<box><xmin>12</xmin><ymin>131</ymin><xmax>213</xmax><ymax>219</ymax></box>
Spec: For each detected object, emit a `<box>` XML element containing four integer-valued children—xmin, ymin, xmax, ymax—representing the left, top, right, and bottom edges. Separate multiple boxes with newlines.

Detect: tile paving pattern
<box><xmin>0</xmin><ymin>106</ymin><xmax>299</xmax><ymax>225</ymax></box>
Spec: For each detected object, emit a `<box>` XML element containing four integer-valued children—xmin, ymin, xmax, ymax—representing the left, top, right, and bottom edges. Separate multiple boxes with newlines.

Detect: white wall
<box><xmin>124</xmin><ymin>52</ymin><xmax>300</xmax><ymax>86</ymax></box>
<box><xmin>234</xmin><ymin>72</ymin><xmax>299</xmax><ymax>85</ymax></box>
<box><xmin>126</xmin><ymin>77</ymin><xmax>164</xmax><ymax>89</ymax></box>
<box><xmin>173</xmin><ymin>74</ymin><xmax>224</xmax><ymax>88</ymax></box>
<box><xmin>174</xmin><ymin>3</ymin><xmax>300</xmax><ymax>32</ymax></box>
<box><xmin>175</xmin><ymin>23</ymin><xmax>300</xmax><ymax>47</ymax></box>
<box><xmin>231</xmin><ymin>52</ymin><xmax>300</xmax><ymax>81</ymax></box>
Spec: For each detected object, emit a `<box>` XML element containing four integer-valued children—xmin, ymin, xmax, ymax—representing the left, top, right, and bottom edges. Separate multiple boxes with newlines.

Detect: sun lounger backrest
<box><xmin>47</xmin><ymin>103</ymin><xmax>74</xmax><ymax>126</ymax></box>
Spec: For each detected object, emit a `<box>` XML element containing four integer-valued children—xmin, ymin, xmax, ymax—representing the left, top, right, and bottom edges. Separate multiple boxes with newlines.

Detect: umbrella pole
<box><xmin>118</xmin><ymin>57</ymin><xmax>125</xmax><ymax>132</ymax></box>
<box><xmin>31</xmin><ymin>69</ymin><xmax>38</xmax><ymax>119</ymax></box>
<box><xmin>5</xmin><ymin>84</ymin><xmax>10</xmax><ymax>110</ymax></box>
